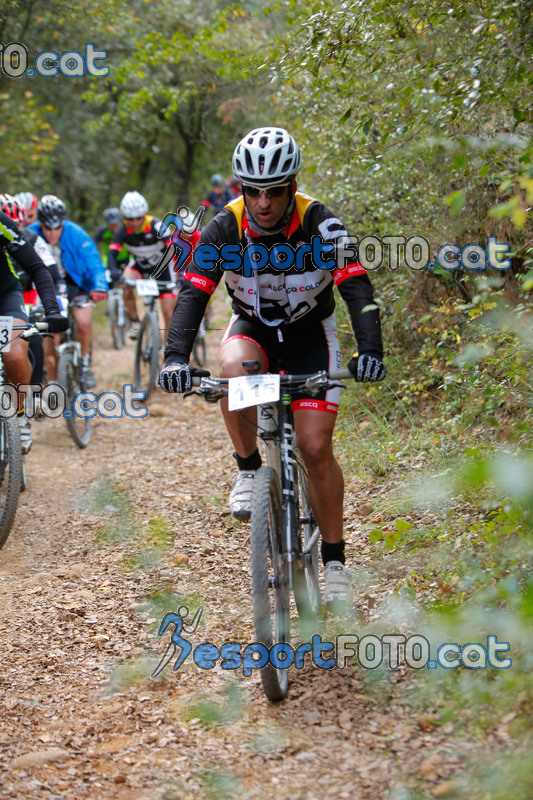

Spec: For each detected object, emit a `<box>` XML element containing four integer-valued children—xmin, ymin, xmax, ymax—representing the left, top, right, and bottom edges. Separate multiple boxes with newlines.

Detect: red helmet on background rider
<box><xmin>0</xmin><ymin>193</ymin><xmax>27</xmax><ymax>225</ymax></box>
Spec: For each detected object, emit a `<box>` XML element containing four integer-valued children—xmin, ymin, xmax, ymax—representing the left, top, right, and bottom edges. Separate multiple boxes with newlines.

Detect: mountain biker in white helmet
<box><xmin>159</xmin><ymin>127</ymin><xmax>387</xmax><ymax>615</ymax></box>
<box><xmin>14</xmin><ymin>191</ymin><xmax>39</xmax><ymax>226</ymax></box>
<box><xmin>109</xmin><ymin>191</ymin><xmax>175</xmax><ymax>340</ymax></box>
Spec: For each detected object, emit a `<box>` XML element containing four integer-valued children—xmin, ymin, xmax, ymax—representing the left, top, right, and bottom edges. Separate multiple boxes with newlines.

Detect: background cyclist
<box><xmin>94</xmin><ymin>207</ymin><xmax>130</xmax><ymax>274</ymax></box>
<box><xmin>108</xmin><ymin>191</ymin><xmax>176</xmax><ymax>342</ymax></box>
<box><xmin>201</xmin><ymin>174</ymin><xmax>233</xmax><ymax>219</ymax></box>
<box><xmin>14</xmin><ymin>192</ymin><xmax>38</xmax><ymax>227</ymax></box>
<box><xmin>29</xmin><ymin>195</ymin><xmax>107</xmax><ymax>387</ymax></box>
<box><xmin>0</xmin><ymin>194</ymin><xmax>59</xmax><ymax>395</ymax></box>
<box><xmin>159</xmin><ymin>127</ymin><xmax>386</xmax><ymax>615</ymax></box>
<box><xmin>0</xmin><ymin>207</ymin><xmax>67</xmax><ymax>452</ymax></box>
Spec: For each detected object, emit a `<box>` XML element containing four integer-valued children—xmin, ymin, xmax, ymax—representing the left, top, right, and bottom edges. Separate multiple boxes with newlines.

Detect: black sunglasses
<box><xmin>242</xmin><ymin>183</ymin><xmax>290</xmax><ymax>199</ymax></box>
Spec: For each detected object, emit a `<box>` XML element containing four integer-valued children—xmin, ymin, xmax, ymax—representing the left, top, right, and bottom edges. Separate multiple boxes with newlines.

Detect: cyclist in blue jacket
<box><xmin>29</xmin><ymin>195</ymin><xmax>107</xmax><ymax>387</ymax></box>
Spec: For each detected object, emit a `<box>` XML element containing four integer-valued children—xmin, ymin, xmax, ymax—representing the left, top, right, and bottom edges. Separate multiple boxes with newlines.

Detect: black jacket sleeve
<box><xmin>337</xmin><ymin>273</ymin><xmax>383</xmax><ymax>359</ymax></box>
<box><xmin>164</xmin><ymin>279</ymin><xmax>211</xmax><ymax>362</ymax></box>
<box><xmin>2</xmin><ymin>217</ymin><xmax>60</xmax><ymax>317</ymax></box>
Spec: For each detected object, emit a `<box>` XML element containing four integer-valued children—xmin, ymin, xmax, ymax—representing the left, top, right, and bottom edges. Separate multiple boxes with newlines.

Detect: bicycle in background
<box><xmin>106</xmin><ymin>282</ymin><xmax>127</xmax><ymax>350</ymax></box>
<box><xmin>123</xmin><ymin>277</ymin><xmax>177</xmax><ymax>401</ymax></box>
<box><xmin>57</xmin><ymin>298</ymin><xmax>93</xmax><ymax>449</ymax></box>
<box><xmin>0</xmin><ymin>320</ymin><xmax>49</xmax><ymax>549</ymax></box>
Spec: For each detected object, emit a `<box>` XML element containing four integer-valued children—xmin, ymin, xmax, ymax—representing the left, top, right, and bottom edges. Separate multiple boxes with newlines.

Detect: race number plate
<box><xmin>228</xmin><ymin>374</ymin><xmax>280</xmax><ymax>411</ymax></box>
<box><xmin>0</xmin><ymin>316</ymin><xmax>14</xmax><ymax>353</ymax></box>
<box><xmin>136</xmin><ymin>279</ymin><xmax>159</xmax><ymax>297</ymax></box>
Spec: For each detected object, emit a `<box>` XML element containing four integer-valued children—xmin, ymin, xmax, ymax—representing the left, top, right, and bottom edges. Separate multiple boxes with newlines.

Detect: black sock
<box><xmin>233</xmin><ymin>449</ymin><xmax>262</xmax><ymax>472</ymax></box>
<box><xmin>321</xmin><ymin>539</ymin><xmax>346</xmax><ymax>566</ymax></box>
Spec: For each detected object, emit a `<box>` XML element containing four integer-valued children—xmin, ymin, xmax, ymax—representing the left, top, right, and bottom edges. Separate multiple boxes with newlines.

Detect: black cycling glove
<box><xmin>159</xmin><ymin>359</ymin><xmax>210</xmax><ymax>393</ymax></box>
<box><xmin>44</xmin><ymin>314</ymin><xmax>69</xmax><ymax>333</ymax></box>
<box><xmin>348</xmin><ymin>353</ymin><xmax>387</xmax><ymax>382</ymax></box>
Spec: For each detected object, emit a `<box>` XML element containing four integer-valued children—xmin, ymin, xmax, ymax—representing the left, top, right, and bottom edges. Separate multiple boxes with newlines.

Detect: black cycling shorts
<box><xmin>0</xmin><ymin>286</ymin><xmax>29</xmax><ymax>322</ymax></box>
<box><xmin>220</xmin><ymin>312</ymin><xmax>342</xmax><ymax>412</ymax></box>
<box><xmin>65</xmin><ymin>275</ymin><xmax>90</xmax><ymax>305</ymax></box>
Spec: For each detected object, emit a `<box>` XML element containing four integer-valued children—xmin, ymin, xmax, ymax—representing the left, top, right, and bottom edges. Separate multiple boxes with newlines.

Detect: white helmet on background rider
<box><xmin>14</xmin><ymin>191</ymin><xmax>38</xmax><ymax>213</ymax></box>
<box><xmin>120</xmin><ymin>191</ymin><xmax>148</xmax><ymax>219</ymax></box>
<box><xmin>232</xmin><ymin>127</ymin><xmax>302</xmax><ymax>188</ymax></box>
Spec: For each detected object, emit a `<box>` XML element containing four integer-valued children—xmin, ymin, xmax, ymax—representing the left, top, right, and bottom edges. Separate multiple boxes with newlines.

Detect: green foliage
<box><xmin>265</xmin><ymin>0</ymin><xmax>532</xmax><ymax>259</ymax></box>
<box><xmin>181</xmin><ymin>683</ymin><xmax>246</xmax><ymax>729</ymax></box>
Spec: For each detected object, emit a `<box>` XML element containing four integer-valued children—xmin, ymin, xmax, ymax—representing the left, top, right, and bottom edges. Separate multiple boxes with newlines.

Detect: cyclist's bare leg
<box><xmin>294</xmin><ymin>408</ymin><xmax>344</xmax><ymax>544</ymax></box>
<box><xmin>160</xmin><ymin>296</ymin><xmax>177</xmax><ymax>346</ymax></box>
<box><xmin>43</xmin><ymin>333</ymin><xmax>60</xmax><ymax>382</ymax></box>
<box><xmin>71</xmin><ymin>305</ymin><xmax>92</xmax><ymax>359</ymax></box>
<box><xmin>3</xmin><ymin>317</ymin><xmax>31</xmax><ymax>411</ymax></box>
<box><xmin>122</xmin><ymin>267</ymin><xmax>140</xmax><ymax>320</ymax></box>
<box><xmin>218</xmin><ymin>337</ymin><xmax>267</xmax><ymax>458</ymax></box>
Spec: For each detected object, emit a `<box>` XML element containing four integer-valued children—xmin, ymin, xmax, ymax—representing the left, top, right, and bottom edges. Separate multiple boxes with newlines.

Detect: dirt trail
<box><xmin>0</xmin><ymin>300</ymin><xmax>464</xmax><ymax>800</ymax></box>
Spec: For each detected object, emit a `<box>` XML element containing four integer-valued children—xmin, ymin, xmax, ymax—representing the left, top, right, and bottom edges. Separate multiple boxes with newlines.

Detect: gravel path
<box><xmin>0</xmin><ymin>299</ymin><xmax>465</xmax><ymax>799</ymax></box>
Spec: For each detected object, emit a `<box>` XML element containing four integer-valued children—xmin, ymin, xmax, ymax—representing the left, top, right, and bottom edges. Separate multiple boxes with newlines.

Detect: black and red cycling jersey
<box><xmin>165</xmin><ymin>192</ymin><xmax>383</xmax><ymax>363</ymax></box>
<box><xmin>108</xmin><ymin>216</ymin><xmax>167</xmax><ymax>282</ymax></box>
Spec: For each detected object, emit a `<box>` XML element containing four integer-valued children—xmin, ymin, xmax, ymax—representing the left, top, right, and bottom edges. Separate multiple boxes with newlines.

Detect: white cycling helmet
<box><xmin>120</xmin><ymin>191</ymin><xmax>148</xmax><ymax>218</ymax></box>
<box><xmin>232</xmin><ymin>127</ymin><xmax>301</xmax><ymax>188</ymax></box>
<box><xmin>14</xmin><ymin>191</ymin><xmax>38</xmax><ymax>211</ymax></box>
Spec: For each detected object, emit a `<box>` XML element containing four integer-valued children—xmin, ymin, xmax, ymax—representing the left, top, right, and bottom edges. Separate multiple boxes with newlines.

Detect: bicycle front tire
<box><xmin>292</xmin><ymin>447</ymin><xmax>322</xmax><ymax>624</ymax></box>
<box><xmin>134</xmin><ymin>312</ymin><xmax>160</xmax><ymax>401</ymax></box>
<box><xmin>0</xmin><ymin>413</ymin><xmax>23</xmax><ymax>549</ymax></box>
<box><xmin>250</xmin><ymin>466</ymin><xmax>290</xmax><ymax>701</ymax></box>
<box><xmin>58</xmin><ymin>350</ymin><xmax>92</xmax><ymax>448</ymax></box>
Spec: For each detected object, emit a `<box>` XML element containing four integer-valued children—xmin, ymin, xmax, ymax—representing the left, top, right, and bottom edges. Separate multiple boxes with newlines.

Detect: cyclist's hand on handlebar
<box><xmin>90</xmin><ymin>290</ymin><xmax>107</xmax><ymax>303</ymax></box>
<box><xmin>159</xmin><ymin>359</ymin><xmax>210</xmax><ymax>393</ymax></box>
<box><xmin>43</xmin><ymin>313</ymin><xmax>69</xmax><ymax>333</ymax></box>
<box><xmin>348</xmin><ymin>353</ymin><xmax>387</xmax><ymax>382</ymax></box>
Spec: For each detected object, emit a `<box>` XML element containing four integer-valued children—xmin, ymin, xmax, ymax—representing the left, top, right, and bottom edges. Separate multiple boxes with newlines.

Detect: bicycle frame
<box><xmin>108</xmin><ymin>286</ymin><xmax>125</xmax><ymax>327</ymax></box>
<box><xmin>193</xmin><ymin>367</ymin><xmax>351</xmax><ymax>581</ymax></box>
<box><xmin>258</xmin><ymin>399</ymin><xmax>302</xmax><ymax>580</ymax></box>
<box><xmin>124</xmin><ymin>277</ymin><xmax>176</xmax><ymax>316</ymax></box>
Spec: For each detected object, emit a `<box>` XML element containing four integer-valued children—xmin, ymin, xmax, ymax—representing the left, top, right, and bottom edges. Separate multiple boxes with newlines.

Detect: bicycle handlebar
<box><xmin>122</xmin><ymin>277</ymin><xmax>177</xmax><ymax>291</ymax></box>
<box><xmin>188</xmin><ymin>368</ymin><xmax>354</xmax><ymax>400</ymax></box>
<box><xmin>13</xmin><ymin>322</ymin><xmax>49</xmax><ymax>337</ymax></box>
<box><xmin>0</xmin><ymin>322</ymin><xmax>50</xmax><ymax>354</ymax></box>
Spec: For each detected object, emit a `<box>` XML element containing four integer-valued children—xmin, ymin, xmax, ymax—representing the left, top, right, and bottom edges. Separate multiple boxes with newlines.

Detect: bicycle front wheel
<box><xmin>0</xmin><ymin>413</ymin><xmax>23</xmax><ymax>549</ymax></box>
<box><xmin>134</xmin><ymin>312</ymin><xmax>160</xmax><ymax>401</ymax></box>
<box><xmin>58</xmin><ymin>350</ymin><xmax>93</xmax><ymax>448</ymax></box>
<box><xmin>292</xmin><ymin>447</ymin><xmax>322</xmax><ymax>623</ymax></box>
<box><xmin>250</xmin><ymin>466</ymin><xmax>290</xmax><ymax>701</ymax></box>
